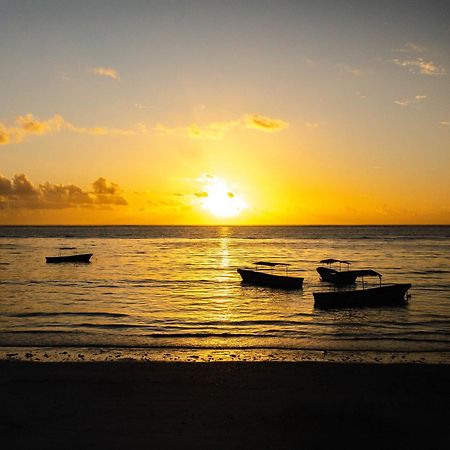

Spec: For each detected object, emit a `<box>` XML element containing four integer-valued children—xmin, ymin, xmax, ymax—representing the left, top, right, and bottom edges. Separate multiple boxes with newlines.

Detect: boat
<box><xmin>316</xmin><ymin>259</ymin><xmax>358</xmax><ymax>284</ymax></box>
<box><xmin>313</xmin><ymin>269</ymin><xmax>411</xmax><ymax>308</ymax></box>
<box><xmin>237</xmin><ymin>261</ymin><xmax>303</xmax><ymax>289</ymax></box>
<box><xmin>45</xmin><ymin>247</ymin><xmax>93</xmax><ymax>263</ymax></box>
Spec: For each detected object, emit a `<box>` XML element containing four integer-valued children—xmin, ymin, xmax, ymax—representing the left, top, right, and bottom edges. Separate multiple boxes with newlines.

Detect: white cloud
<box><xmin>393</xmin><ymin>57</ymin><xmax>446</xmax><ymax>76</ymax></box>
<box><xmin>92</xmin><ymin>67</ymin><xmax>120</xmax><ymax>80</ymax></box>
<box><xmin>393</xmin><ymin>95</ymin><xmax>427</xmax><ymax>107</ymax></box>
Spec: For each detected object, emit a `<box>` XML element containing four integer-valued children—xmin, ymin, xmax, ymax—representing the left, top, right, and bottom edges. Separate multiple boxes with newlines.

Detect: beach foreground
<box><xmin>1</xmin><ymin>361</ymin><xmax>449</xmax><ymax>449</ymax></box>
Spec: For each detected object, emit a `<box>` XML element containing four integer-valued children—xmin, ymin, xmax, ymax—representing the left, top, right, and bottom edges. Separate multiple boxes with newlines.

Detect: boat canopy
<box><xmin>351</xmin><ymin>269</ymin><xmax>382</xmax><ymax>278</ymax></box>
<box><xmin>320</xmin><ymin>259</ymin><xmax>351</xmax><ymax>265</ymax></box>
<box><xmin>254</xmin><ymin>261</ymin><xmax>290</xmax><ymax>267</ymax></box>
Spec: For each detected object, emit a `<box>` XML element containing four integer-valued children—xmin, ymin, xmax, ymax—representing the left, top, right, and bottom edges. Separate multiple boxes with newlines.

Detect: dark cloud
<box><xmin>194</xmin><ymin>191</ymin><xmax>208</xmax><ymax>198</ymax></box>
<box><xmin>0</xmin><ymin>174</ymin><xmax>127</xmax><ymax>210</ymax></box>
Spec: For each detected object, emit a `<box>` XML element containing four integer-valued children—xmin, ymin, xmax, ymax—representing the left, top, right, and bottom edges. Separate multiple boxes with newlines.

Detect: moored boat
<box><xmin>45</xmin><ymin>247</ymin><xmax>93</xmax><ymax>263</ymax></box>
<box><xmin>313</xmin><ymin>269</ymin><xmax>411</xmax><ymax>308</ymax></box>
<box><xmin>316</xmin><ymin>258</ymin><xmax>358</xmax><ymax>284</ymax></box>
<box><xmin>237</xmin><ymin>261</ymin><xmax>303</xmax><ymax>289</ymax></box>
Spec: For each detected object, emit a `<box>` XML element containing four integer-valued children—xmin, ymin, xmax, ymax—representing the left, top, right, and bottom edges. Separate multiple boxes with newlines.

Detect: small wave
<box><xmin>411</xmin><ymin>270</ymin><xmax>449</xmax><ymax>275</ymax></box>
<box><xmin>9</xmin><ymin>312</ymin><xmax>129</xmax><ymax>319</ymax></box>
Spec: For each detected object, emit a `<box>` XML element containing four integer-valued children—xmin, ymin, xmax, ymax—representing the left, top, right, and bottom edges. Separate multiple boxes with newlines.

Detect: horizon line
<box><xmin>0</xmin><ymin>224</ymin><xmax>449</xmax><ymax>227</ymax></box>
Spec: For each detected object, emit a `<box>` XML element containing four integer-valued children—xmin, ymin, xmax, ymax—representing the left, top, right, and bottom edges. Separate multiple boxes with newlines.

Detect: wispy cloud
<box><xmin>393</xmin><ymin>57</ymin><xmax>446</xmax><ymax>76</ymax></box>
<box><xmin>92</xmin><ymin>66</ymin><xmax>120</xmax><ymax>80</ymax></box>
<box><xmin>439</xmin><ymin>121</ymin><xmax>450</xmax><ymax>126</ymax></box>
<box><xmin>337</xmin><ymin>64</ymin><xmax>362</xmax><ymax>77</ymax></box>
<box><xmin>156</xmin><ymin>114</ymin><xmax>288</xmax><ymax>140</ymax></box>
<box><xmin>1</xmin><ymin>112</ymin><xmax>288</xmax><ymax>145</ymax></box>
<box><xmin>0</xmin><ymin>113</ymin><xmax>141</xmax><ymax>145</ymax></box>
<box><xmin>243</xmin><ymin>114</ymin><xmax>288</xmax><ymax>132</ymax></box>
<box><xmin>392</xmin><ymin>42</ymin><xmax>427</xmax><ymax>53</ymax></box>
<box><xmin>154</xmin><ymin>120</ymin><xmax>240</xmax><ymax>140</ymax></box>
<box><xmin>187</xmin><ymin>121</ymin><xmax>240</xmax><ymax>140</ymax></box>
<box><xmin>393</xmin><ymin>95</ymin><xmax>427</xmax><ymax>107</ymax></box>
<box><xmin>304</xmin><ymin>122</ymin><xmax>320</xmax><ymax>128</ymax></box>
<box><xmin>0</xmin><ymin>174</ymin><xmax>127</xmax><ymax>210</ymax></box>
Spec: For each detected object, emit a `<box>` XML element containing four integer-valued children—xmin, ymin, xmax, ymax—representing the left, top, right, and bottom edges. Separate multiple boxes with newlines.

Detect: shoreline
<box><xmin>1</xmin><ymin>346</ymin><xmax>449</xmax><ymax>364</ymax></box>
<box><xmin>2</xmin><ymin>360</ymin><xmax>449</xmax><ymax>449</ymax></box>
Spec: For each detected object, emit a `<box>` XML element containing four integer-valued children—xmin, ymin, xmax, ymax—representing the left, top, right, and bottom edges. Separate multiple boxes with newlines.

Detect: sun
<box><xmin>196</xmin><ymin>175</ymin><xmax>248</xmax><ymax>218</ymax></box>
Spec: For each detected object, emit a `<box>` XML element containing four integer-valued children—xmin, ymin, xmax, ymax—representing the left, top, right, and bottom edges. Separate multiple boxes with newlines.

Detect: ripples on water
<box><xmin>0</xmin><ymin>226</ymin><xmax>449</xmax><ymax>362</ymax></box>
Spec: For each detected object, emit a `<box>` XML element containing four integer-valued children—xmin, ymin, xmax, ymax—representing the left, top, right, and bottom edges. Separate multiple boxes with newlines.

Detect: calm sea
<box><xmin>0</xmin><ymin>226</ymin><xmax>449</xmax><ymax>363</ymax></box>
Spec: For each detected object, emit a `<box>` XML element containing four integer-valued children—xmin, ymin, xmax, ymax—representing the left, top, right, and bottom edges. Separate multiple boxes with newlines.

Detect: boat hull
<box><xmin>313</xmin><ymin>283</ymin><xmax>411</xmax><ymax>308</ymax></box>
<box><xmin>317</xmin><ymin>267</ymin><xmax>358</xmax><ymax>284</ymax></box>
<box><xmin>45</xmin><ymin>253</ymin><xmax>93</xmax><ymax>263</ymax></box>
<box><xmin>237</xmin><ymin>268</ymin><xmax>303</xmax><ymax>289</ymax></box>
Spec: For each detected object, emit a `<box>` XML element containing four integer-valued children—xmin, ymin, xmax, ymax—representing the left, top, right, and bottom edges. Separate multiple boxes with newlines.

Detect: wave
<box><xmin>8</xmin><ymin>312</ymin><xmax>130</xmax><ymax>319</ymax></box>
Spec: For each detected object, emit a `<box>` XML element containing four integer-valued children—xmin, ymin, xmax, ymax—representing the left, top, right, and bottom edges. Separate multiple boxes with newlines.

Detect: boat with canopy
<box><xmin>237</xmin><ymin>261</ymin><xmax>303</xmax><ymax>289</ymax></box>
<box><xmin>313</xmin><ymin>269</ymin><xmax>411</xmax><ymax>308</ymax></box>
<box><xmin>316</xmin><ymin>258</ymin><xmax>358</xmax><ymax>284</ymax></box>
<box><xmin>45</xmin><ymin>247</ymin><xmax>93</xmax><ymax>263</ymax></box>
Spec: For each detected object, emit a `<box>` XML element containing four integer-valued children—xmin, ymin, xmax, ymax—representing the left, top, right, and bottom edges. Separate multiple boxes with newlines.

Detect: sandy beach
<box><xmin>1</xmin><ymin>361</ymin><xmax>449</xmax><ymax>449</ymax></box>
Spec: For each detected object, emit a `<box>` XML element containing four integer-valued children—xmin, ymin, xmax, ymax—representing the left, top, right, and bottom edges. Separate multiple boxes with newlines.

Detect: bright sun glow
<box><xmin>197</xmin><ymin>175</ymin><xmax>248</xmax><ymax>218</ymax></box>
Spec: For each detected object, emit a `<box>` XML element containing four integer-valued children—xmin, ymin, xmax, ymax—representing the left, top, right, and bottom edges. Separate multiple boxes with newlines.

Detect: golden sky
<box><xmin>0</xmin><ymin>1</ymin><xmax>449</xmax><ymax>224</ymax></box>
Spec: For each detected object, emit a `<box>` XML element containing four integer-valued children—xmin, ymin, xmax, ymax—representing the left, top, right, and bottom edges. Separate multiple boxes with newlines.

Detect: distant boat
<box><xmin>237</xmin><ymin>261</ymin><xmax>303</xmax><ymax>289</ymax></box>
<box><xmin>316</xmin><ymin>258</ymin><xmax>358</xmax><ymax>284</ymax></box>
<box><xmin>313</xmin><ymin>269</ymin><xmax>411</xmax><ymax>308</ymax></box>
<box><xmin>45</xmin><ymin>247</ymin><xmax>93</xmax><ymax>263</ymax></box>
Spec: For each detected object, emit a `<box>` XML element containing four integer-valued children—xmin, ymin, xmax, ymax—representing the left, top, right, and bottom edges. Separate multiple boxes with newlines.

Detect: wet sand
<box><xmin>1</xmin><ymin>361</ymin><xmax>449</xmax><ymax>449</ymax></box>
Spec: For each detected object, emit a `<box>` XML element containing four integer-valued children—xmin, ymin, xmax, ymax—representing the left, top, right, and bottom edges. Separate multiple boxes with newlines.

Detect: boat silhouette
<box><xmin>237</xmin><ymin>261</ymin><xmax>303</xmax><ymax>289</ymax></box>
<box><xmin>45</xmin><ymin>247</ymin><xmax>93</xmax><ymax>263</ymax></box>
<box><xmin>313</xmin><ymin>269</ymin><xmax>411</xmax><ymax>308</ymax></box>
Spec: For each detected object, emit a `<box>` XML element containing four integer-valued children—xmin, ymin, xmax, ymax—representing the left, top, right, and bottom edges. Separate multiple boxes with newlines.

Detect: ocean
<box><xmin>0</xmin><ymin>226</ymin><xmax>449</xmax><ymax>363</ymax></box>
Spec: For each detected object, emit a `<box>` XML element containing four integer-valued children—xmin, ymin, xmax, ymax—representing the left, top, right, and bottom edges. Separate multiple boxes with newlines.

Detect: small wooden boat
<box><xmin>237</xmin><ymin>261</ymin><xmax>303</xmax><ymax>289</ymax></box>
<box><xmin>45</xmin><ymin>247</ymin><xmax>93</xmax><ymax>263</ymax></box>
<box><xmin>313</xmin><ymin>269</ymin><xmax>411</xmax><ymax>308</ymax></box>
<box><xmin>316</xmin><ymin>259</ymin><xmax>358</xmax><ymax>284</ymax></box>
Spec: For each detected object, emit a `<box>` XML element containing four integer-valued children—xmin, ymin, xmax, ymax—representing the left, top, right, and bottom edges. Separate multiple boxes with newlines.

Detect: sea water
<box><xmin>0</xmin><ymin>226</ymin><xmax>449</xmax><ymax>363</ymax></box>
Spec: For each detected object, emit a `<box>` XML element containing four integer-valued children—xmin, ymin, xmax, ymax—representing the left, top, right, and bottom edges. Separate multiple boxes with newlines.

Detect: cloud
<box><xmin>92</xmin><ymin>67</ymin><xmax>120</xmax><ymax>80</ymax></box>
<box><xmin>243</xmin><ymin>114</ymin><xmax>288</xmax><ymax>132</ymax></box>
<box><xmin>0</xmin><ymin>174</ymin><xmax>127</xmax><ymax>210</ymax></box>
<box><xmin>187</xmin><ymin>121</ymin><xmax>240</xmax><ymax>140</ymax></box>
<box><xmin>0</xmin><ymin>114</ymin><xmax>65</xmax><ymax>144</ymax></box>
<box><xmin>393</xmin><ymin>57</ymin><xmax>446</xmax><ymax>75</ymax></box>
<box><xmin>337</xmin><ymin>64</ymin><xmax>362</xmax><ymax>77</ymax></box>
<box><xmin>304</xmin><ymin>122</ymin><xmax>320</xmax><ymax>128</ymax></box>
<box><xmin>0</xmin><ymin>113</ymin><xmax>141</xmax><ymax>145</ymax></box>
<box><xmin>392</xmin><ymin>42</ymin><xmax>427</xmax><ymax>53</ymax></box>
<box><xmin>439</xmin><ymin>121</ymin><xmax>450</xmax><ymax>126</ymax></box>
<box><xmin>393</xmin><ymin>100</ymin><xmax>410</xmax><ymax>107</ymax></box>
<box><xmin>154</xmin><ymin>121</ymin><xmax>240</xmax><ymax>140</ymax></box>
<box><xmin>156</xmin><ymin>114</ymin><xmax>288</xmax><ymax>140</ymax></box>
<box><xmin>1</xmin><ymin>112</ymin><xmax>288</xmax><ymax>146</ymax></box>
<box><xmin>393</xmin><ymin>95</ymin><xmax>427</xmax><ymax>107</ymax></box>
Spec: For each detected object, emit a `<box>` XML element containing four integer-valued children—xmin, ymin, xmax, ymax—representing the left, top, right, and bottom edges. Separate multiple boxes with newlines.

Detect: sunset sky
<box><xmin>0</xmin><ymin>0</ymin><xmax>449</xmax><ymax>224</ymax></box>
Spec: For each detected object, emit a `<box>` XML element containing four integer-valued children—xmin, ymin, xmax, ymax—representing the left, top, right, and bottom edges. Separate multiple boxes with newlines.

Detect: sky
<box><xmin>0</xmin><ymin>0</ymin><xmax>449</xmax><ymax>225</ymax></box>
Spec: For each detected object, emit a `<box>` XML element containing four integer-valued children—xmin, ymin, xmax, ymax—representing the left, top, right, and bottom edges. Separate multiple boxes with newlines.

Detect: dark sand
<box><xmin>1</xmin><ymin>361</ymin><xmax>449</xmax><ymax>449</ymax></box>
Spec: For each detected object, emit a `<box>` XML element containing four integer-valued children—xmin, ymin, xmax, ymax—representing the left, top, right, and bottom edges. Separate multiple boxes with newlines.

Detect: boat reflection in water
<box><xmin>313</xmin><ymin>269</ymin><xmax>411</xmax><ymax>309</ymax></box>
<box><xmin>46</xmin><ymin>247</ymin><xmax>93</xmax><ymax>263</ymax></box>
<box><xmin>237</xmin><ymin>261</ymin><xmax>303</xmax><ymax>290</ymax></box>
